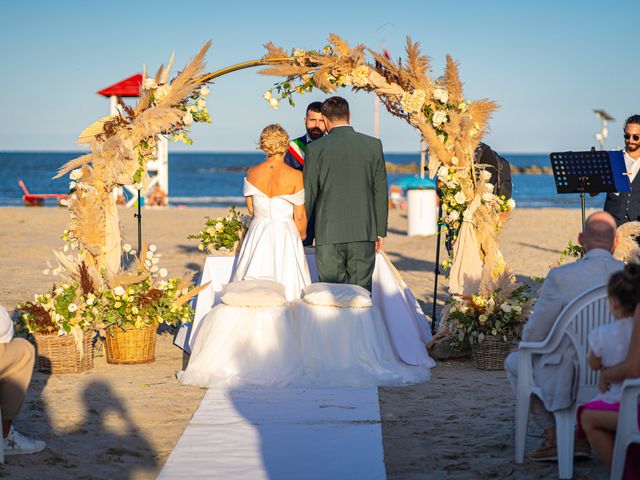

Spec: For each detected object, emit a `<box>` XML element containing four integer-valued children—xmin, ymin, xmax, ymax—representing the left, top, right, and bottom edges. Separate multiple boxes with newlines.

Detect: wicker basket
<box><xmin>207</xmin><ymin>240</ymin><xmax>240</xmax><ymax>257</ymax></box>
<box><xmin>33</xmin><ymin>330</ymin><xmax>94</xmax><ymax>374</ymax></box>
<box><xmin>471</xmin><ymin>335</ymin><xmax>514</xmax><ymax>370</ymax></box>
<box><xmin>104</xmin><ymin>324</ymin><xmax>157</xmax><ymax>365</ymax></box>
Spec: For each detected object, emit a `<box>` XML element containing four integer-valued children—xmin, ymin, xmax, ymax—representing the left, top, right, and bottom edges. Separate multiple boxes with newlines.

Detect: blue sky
<box><xmin>0</xmin><ymin>0</ymin><xmax>637</xmax><ymax>153</ymax></box>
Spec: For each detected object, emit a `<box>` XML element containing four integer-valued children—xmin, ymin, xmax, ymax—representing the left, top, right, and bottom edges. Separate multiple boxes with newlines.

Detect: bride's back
<box><xmin>247</xmin><ymin>161</ymin><xmax>302</xmax><ymax>198</ymax></box>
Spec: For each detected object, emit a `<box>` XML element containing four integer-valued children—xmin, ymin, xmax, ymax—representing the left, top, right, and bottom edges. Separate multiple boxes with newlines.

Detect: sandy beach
<box><xmin>0</xmin><ymin>205</ymin><xmax>607</xmax><ymax>479</ymax></box>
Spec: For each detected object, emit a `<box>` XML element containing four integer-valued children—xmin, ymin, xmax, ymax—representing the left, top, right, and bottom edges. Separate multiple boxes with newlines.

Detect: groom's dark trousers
<box><xmin>304</xmin><ymin>125</ymin><xmax>388</xmax><ymax>292</ymax></box>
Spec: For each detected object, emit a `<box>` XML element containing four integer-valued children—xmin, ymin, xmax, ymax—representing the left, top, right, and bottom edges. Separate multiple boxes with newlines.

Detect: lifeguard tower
<box><xmin>97</xmin><ymin>74</ymin><xmax>169</xmax><ymax>206</ymax></box>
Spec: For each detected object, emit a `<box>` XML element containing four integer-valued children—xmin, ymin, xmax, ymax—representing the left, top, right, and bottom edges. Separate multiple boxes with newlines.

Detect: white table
<box><xmin>174</xmin><ymin>253</ymin><xmax>434</xmax><ymax>367</ymax></box>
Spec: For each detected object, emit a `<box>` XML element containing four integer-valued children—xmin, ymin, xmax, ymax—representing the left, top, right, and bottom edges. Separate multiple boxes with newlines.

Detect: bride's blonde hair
<box><xmin>258</xmin><ymin>124</ymin><xmax>290</xmax><ymax>157</ymax></box>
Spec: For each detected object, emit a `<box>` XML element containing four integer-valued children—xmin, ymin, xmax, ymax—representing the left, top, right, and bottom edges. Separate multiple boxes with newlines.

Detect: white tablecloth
<box><xmin>174</xmin><ymin>253</ymin><xmax>434</xmax><ymax>367</ymax></box>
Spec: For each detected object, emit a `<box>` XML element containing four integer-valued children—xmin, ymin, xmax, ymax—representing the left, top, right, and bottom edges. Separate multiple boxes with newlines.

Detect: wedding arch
<box><xmin>52</xmin><ymin>35</ymin><xmax>517</xmax><ymax>324</ymax></box>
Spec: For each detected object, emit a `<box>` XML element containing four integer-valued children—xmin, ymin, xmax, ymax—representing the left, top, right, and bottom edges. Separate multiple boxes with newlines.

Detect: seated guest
<box><xmin>0</xmin><ymin>304</ymin><xmax>46</xmax><ymax>455</ymax></box>
<box><xmin>579</xmin><ymin>264</ymin><xmax>640</xmax><ymax>476</ymax></box>
<box><xmin>504</xmin><ymin>211</ymin><xmax>623</xmax><ymax>460</ymax></box>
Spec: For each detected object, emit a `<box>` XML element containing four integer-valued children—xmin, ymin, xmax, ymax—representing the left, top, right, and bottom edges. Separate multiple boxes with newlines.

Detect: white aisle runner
<box><xmin>158</xmin><ymin>387</ymin><xmax>386</xmax><ymax>480</ymax></box>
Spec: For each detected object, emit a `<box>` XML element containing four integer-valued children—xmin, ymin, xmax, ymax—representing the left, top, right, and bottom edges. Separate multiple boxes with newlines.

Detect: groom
<box><xmin>304</xmin><ymin>96</ymin><xmax>388</xmax><ymax>292</ymax></box>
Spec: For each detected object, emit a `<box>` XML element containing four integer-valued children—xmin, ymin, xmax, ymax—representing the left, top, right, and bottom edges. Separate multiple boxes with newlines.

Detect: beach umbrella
<box><xmin>391</xmin><ymin>176</ymin><xmax>436</xmax><ymax>190</ymax></box>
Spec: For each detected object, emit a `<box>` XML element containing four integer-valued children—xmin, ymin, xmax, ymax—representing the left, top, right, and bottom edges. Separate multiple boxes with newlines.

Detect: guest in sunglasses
<box><xmin>604</xmin><ymin>114</ymin><xmax>640</xmax><ymax>227</ymax></box>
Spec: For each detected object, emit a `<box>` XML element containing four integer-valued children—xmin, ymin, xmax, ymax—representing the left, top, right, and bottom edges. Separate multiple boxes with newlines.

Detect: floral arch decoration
<box><xmin>52</xmin><ymin>35</ymin><xmax>517</xmax><ymax>326</ymax></box>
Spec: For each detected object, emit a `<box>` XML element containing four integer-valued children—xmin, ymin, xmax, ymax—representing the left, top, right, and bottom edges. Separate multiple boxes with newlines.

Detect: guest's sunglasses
<box><xmin>624</xmin><ymin>133</ymin><xmax>640</xmax><ymax>141</ymax></box>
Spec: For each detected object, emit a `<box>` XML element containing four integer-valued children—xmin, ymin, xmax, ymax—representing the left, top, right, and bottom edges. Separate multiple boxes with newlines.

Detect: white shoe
<box><xmin>3</xmin><ymin>427</ymin><xmax>46</xmax><ymax>455</ymax></box>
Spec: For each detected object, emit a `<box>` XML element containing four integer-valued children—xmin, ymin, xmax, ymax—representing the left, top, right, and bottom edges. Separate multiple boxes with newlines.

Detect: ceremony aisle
<box><xmin>158</xmin><ymin>387</ymin><xmax>386</xmax><ymax>479</ymax></box>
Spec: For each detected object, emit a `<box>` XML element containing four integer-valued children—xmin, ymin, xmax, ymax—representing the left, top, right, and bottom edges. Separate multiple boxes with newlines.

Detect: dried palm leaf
<box><xmin>444</xmin><ymin>55</ymin><xmax>464</xmax><ymax>106</ymax></box>
<box><xmin>404</xmin><ymin>36</ymin><xmax>431</xmax><ymax>79</ymax></box>
<box><xmin>160</xmin><ymin>52</ymin><xmax>175</xmax><ymax>85</ymax></box>
<box><xmin>263</xmin><ymin>42</ymin><xmax>289</xmax><ymax>60</ymax></box>
<box><xmin>158</xmin><ymin>41</ymin><xmax>211</xmax><ymax>108</ymax></box>
<box><xmin>328</xmin><ymin>33</ymin><xmax>352</xmax><ymax>56</ymax></box>
<box><xmin>173</xmin><ymin>281</ymin><xmax>210</xmax><ymax>308</ymax></box>
<box><xmin>106</xmin><ymin>271</ymin><xmax>149</xmax><ymax>289</ymax></box>
<box><xmin>69</xmin><ymin>190</ymin><xmax>105</xmax><ymax>256</ymax></box>
<box><xmin>258</xmin><ymin>64</ymin><xmax>314</xmax><ymax>77</ymax></box>
<box><xmin>53</xmin><ymin>153</ymin><xmax>93</xmax><ymax>179</ymax></box>
<box><xmin>130</xmin><ymin>107</ymin><xmax>183</xmax><ymax>142</ymax></box>
<box><xmin>177</xmin><ymin>271</ymin><xmax>196</xmax><ymax>291</ymax></box>
<box><xmin>76</xmin><ymin>115</ymin><xmax>117</xmax><ymax>144</ymax></box>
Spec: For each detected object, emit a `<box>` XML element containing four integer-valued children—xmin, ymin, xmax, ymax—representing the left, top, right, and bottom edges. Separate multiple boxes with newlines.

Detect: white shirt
<box><xmin>624</xmin><ymin>150</ymin><xmax>640</xmax><ymax>184</ymax></box>
<box><xmin>588</xmin><ymin>317</ymin><xmax>634</xmax><ymax>403</ymax></box>
<box><xmin>0</xmin><ymin>305</ymin><xmax>14</xmax><ymax>343</ymax></box>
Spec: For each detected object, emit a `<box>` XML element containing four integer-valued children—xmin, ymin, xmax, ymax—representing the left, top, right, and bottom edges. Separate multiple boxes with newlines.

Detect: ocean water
<box><xmin>0</xmin><ymin>151</ymin><xmax>605</xmax><ymax>209</ymax></box>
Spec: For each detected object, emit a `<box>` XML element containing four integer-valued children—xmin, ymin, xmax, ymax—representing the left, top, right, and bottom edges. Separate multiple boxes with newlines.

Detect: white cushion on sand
<box><xmin>302</xmin><ymin>283</ymin><xmax>373</xmax><ymax>308</ymax></box>
<box><xmin>221</xmin><ymin>279</ymin><xmax>287</xmax><ymax>307</ymax></box>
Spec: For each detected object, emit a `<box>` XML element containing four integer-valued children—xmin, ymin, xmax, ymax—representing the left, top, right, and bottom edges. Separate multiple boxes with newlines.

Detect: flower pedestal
<box><xmin>33</xmin><ymin>330</ymin><xmax>94</xmax><ymax>374</ymax></box>
<box><xmin>471</xmin><ymin>336</ymin><xmax>514</xmax><ymax>370</ymax></box>
<box><xmin>105</xmin><ymin>324</ymin><xmax>157</xmax><ymax>365</ymax></box>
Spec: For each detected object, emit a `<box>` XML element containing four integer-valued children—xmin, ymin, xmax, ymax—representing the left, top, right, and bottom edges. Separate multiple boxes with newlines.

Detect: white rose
<box><xmin>351</xmin><ymin>65</ymin><xmax>370</xmax><ymax>87</ymax></box>
<box><xmin>113</xmin><ymin>286</ymin><xmax>125</xmax><ymax>297</ymax></box>
<box><xmin>513</xmin><ymin>305</ymin><xmax>522</xmax><ymax>314</ymax></box>
<box><xmin>200</xmin><ymin>86</ymin><xmax>210</xmax><ymax>96</ymax></box>
<box><xmin>142</xmin><ymin>77</ymin><xmax>157</xmax><ymax>90</ymax></box>
<box><xmin>448</xmin><ymin>210</ymin><xmax>460</xmax><ymax>222</ymax></box>
<box><xmin>67</xmin><ymin>303</ymin><xmax>78</xmax><ymax>313</ymax></box>
<box><xmin>149</xmin><ymin>244</ymin><xmax>157</xmax><ymax>252</ymax></box>
<box><xmin>269</xmin><ymin>97</ymin><xmax>279</xmax><ymax>109</ymax></box>
<box><xmin>182</xmin><ymin>111</ymin><xmax>193</xmax><ymax>126</ymax></box>
<box><xmin>432</xmin><ymin>110</ymin><xmax>448</xmax><ymax>127</ymax></box>
<box><xmin>196</xmin><ymin>98</ymin><xmax>206</xmax><ymax>110</ymax></box>
<box><xmin>146</xmin><ymin>251</ymin><xmax>154</xmax><ymax>260</ymax></box>
<box><xmin>454</xmin><ymin>191</ymin><xmax>466</xmax><ymax>204</ymax></box>
<box><xmin>400</xmin><ymin>89</ymin><xmax>426</xmax><ymax>114</ymax></box>
<box><xmin>155</xmin><ymin>84</ymin><xmax>171</xmax><ymax>102</ymax></box>
<box><xmin>69</xmin><ymin>181</ymin><xmax>77</xmax><ymax>190</ymax></box>
<box><xmin>433</xmin><ymin>88</ymin><xmax>449</xmax><ymax>104</ymax></box>
<box><xmin>215</xmin><ymin>222</ymin><xmax>224</xmax><ymax>231</ymax></box>
<box><xmin>482</xmin><ymin>192</ymin><xmax>494</xmax><ymax>202</ymax></box>
<box><xmin>451</xmin><ymin>156</ymin><xmax>459</xmax><ymax>165</ymax></box>
<box><xmin>481</xmin><ymin>170</ymin><xmax>492</xmax><ymax>181</ymax></box>
<box><xmin>159</xmin><ymin>268</ymin><xmax>168</xmax><ymax>278</ymax></box>
<box><xmin>485</xmin><ymin>183</ymin><xmax>494</xmax><ymax>194</ymax></box>
<box><xmin>437</xmin><ymin>165</ymin><xmax>449</xmax><ymax>180</ymax></box>
<box><xmin>500</xmin><ymin>303</ymin><xmax>512</xmax><ymax>313</ymax></box>
<box><xmin>86</xmin><ymin>297</ymin><xmax>94</xmax><ymax>306</ymax></box>
<box><xmin>506</xmin><ymin>198</ymin><xmax>516</xmax><ymax>210</ymax></box>
<box><xmin>70</xmin><ymin>169</ymin><xmax>83</xmax><ymax>181</ymax></box>
<box><xmin>263</xmin><ymin>90</ymin><xmax>272</xmax><ymax>101</ymax></box>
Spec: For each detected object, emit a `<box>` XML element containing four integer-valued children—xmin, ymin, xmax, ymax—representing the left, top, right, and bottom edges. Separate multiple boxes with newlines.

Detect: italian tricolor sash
<box><xmin>288</xmin><ymin>138</ymin><xmax>306</xmax><ymax>165</ymax></box>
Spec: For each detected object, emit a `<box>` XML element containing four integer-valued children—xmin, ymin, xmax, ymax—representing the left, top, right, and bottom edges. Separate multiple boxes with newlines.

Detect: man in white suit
<box><xmin>504</xmin><ymin>211</ymin><xmax>623</xmax><ymax>461</ymax></box>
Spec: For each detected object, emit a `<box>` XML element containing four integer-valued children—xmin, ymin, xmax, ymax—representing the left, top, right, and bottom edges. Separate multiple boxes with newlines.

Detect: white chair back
<box><xmin>560</xmin><ymin>286</ymin><xmax>614</xmax><ymax>402</ymax></box>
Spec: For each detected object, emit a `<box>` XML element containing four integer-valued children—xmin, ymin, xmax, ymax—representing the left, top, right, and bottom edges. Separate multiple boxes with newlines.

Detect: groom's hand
<box><xmin>375</xmin><ymin>236</ymin><xmax>384</xmax><ymax>253</ymax></box>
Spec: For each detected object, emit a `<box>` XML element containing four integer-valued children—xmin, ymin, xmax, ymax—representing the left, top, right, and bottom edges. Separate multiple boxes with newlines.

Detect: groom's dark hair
<box><xmin>321</xmin><ymin>96</ymin><xmax>349</xmax><ymax>121</ymax></box>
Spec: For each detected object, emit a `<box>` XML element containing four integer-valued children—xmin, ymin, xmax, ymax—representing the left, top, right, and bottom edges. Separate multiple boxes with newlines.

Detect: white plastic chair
<box><xmin>0</xmin><ymin>405</ymin><xmax>4</xmax><ymax>464</ymax></box>
<box><xmin>610</xmin><ymin>378</ymin><xmax>640</xmax><ymax>480</ymax></box>
<box><xmin>515</xmin><ymin>284</ymin><xmax>613</xmax><ymax>479</ymax></box>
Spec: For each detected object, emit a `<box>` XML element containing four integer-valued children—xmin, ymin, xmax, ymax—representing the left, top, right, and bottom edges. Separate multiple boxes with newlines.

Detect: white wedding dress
<box><xmin>231</xmin><ymin>178</ymin><xmax>311</xmax><ymax>301</ymax></box>
<box><xmin>178</xmin><ymin>178</ymin><xmax>429</xmax><ymax>388</ymax></box>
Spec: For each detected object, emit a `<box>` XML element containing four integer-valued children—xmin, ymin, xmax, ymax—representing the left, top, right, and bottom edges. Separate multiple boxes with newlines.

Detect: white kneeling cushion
<box><xmin>221</xmin><ymin>279</ymin><xmax>287</xmax><ymax>307</ymax></box>
<box><xmin>302</xmin><ymin>283</ymin><xmax>373</xmax><ymax>308</ymax></box>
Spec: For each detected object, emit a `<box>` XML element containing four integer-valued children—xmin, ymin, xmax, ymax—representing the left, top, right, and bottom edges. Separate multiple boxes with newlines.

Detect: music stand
<box><xmin>550</xmin><ymin>149</ymin><xmax>630</xmax><ymax>230</ymax></box>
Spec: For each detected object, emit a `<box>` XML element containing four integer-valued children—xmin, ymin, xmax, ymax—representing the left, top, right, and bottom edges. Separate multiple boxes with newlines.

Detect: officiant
<box><xmin>603</xmin><ymin>114</ymin><xmax>640</xmax><ymax>227</ymax></box>
<box><xmin>284</xmin><ymin>101</ymin><xmax>326</xmax><ymax>246</ymax></box>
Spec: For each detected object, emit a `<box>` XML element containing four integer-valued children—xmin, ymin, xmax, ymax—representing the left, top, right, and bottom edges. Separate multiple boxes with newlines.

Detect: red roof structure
<box><xmin>97</xmin><ymin>73</ymin><xmax>142</xmax><ymax>97</ymax></box>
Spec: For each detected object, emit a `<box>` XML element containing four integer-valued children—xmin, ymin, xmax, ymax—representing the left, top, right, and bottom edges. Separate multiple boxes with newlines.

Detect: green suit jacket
<box><xmin>304</xmin><ymin>125</ymin><xmax>388</xmax><ymax>245</ymax></box>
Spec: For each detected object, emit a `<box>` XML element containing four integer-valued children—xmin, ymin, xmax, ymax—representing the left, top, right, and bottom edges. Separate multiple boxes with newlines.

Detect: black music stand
<box><xmin>550</xmin><ymin>149</ymin><xmax>630</xmax><ymax>230</ymax></box>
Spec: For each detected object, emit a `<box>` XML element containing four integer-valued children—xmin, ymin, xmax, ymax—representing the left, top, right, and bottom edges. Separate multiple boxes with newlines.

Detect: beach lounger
<box><xmin>18</xmin><ymin>179</ymin><xmax>67</xmax><ymax>206</ymax></box>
